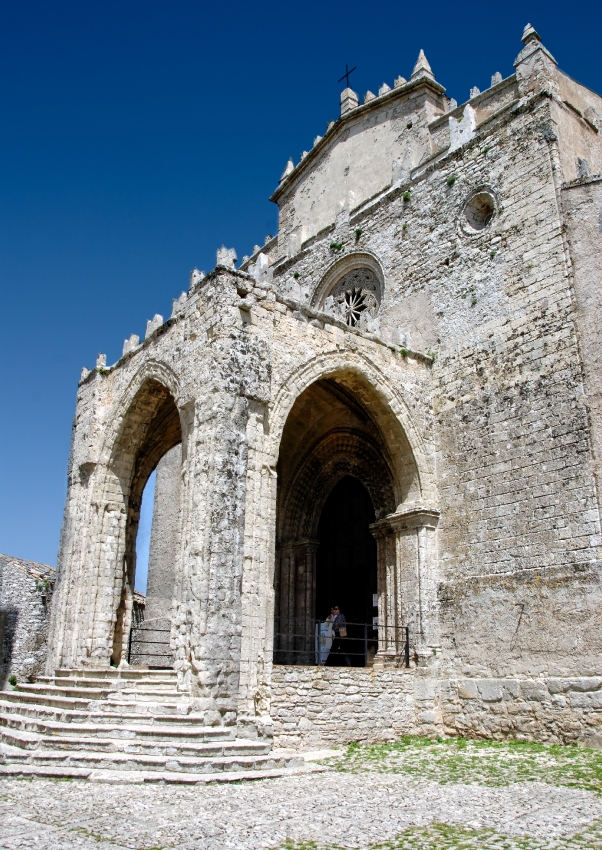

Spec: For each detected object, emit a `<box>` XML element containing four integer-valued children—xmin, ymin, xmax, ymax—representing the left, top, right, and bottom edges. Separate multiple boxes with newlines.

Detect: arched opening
<box><xmin>273</xmin><ymin>372</ymin><xmax>416</xmax><ymax>666</ymax></box>
<box><xmin>108</xmin><ymin>379</ymin><xmax>182</xmax><ymax>667</ymax></box>
<box><xmin>315</xmin><ymin>475</ymin><xmax>377</xmax><ymax>666</ymax></box>
<box><xmin>311</xmin><ymin>253</ymin><xmax>384</xmax><ymax>331</ymax></box>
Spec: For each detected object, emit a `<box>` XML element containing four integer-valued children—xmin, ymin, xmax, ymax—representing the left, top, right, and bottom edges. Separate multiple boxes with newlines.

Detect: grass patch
<box><xmin>277</xmin><ymin>820</ymin><xmax>602</xmax><ymax>849</ymax></box>
<box><xmin>322</xmin><ymin>736</ymin><xmax>602</xmax><ymax>795</ymax></box>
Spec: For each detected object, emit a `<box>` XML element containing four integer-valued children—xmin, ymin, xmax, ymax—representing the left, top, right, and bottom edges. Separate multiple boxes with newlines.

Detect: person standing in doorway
<box><xmin>329</xmin><ymin>605</ymin><xmax>351</xmax><ymax>666</ymax></box>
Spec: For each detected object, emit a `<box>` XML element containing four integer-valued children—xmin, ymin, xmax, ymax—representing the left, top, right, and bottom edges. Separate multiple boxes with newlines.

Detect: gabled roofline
<box><xmin>270</xmin><ymin>75</ymin><xmax>446</xmax><ymax>205</ymax></box>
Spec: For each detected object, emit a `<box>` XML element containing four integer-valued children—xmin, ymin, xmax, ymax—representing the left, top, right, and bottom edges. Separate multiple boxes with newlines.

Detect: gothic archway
<box><xmin>273</xmin><ymin>375</ymin><xmax>402</xmax><ymax>664</ymax></box>
<box><xmin>107</xmin><ymin>378</ymin><xmax>182</xmax><ymax>665</ymax></box>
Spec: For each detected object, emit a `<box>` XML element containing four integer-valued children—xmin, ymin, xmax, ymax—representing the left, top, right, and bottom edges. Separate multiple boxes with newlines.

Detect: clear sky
<box><xmin>1</xmin><ymin>0</ymin><xmax>601</xmax><ymax>569</ymax></box>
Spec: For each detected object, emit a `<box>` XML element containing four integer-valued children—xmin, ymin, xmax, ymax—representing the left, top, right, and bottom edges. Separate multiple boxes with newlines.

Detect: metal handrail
<box><xmin>127</xmin><ymin>620</ymin><xmax>174</xmax><ymax>666</ymax></box>
<box><xmin>273</xmin><ymin>618</ymin><xmax>412</xmax><ymax>668</ymax></box>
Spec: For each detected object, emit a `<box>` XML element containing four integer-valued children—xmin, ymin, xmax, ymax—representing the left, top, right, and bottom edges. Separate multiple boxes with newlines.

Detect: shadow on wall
<box><xmin>0</xmin><ymin>607</ymin><xmax>18</xmax><ymax>688</ymax></box>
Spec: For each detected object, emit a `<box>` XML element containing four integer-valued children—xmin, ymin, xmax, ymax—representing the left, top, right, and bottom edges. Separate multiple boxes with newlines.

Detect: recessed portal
<box><xmin>273</xmin><ymin>373</ymin><xmax>409</xmax><ymax>666</ymax></box>
<box><xmin>316</xmin><ymin>476</ymin><xmax>377</xmax><ymax>666</ymax></box>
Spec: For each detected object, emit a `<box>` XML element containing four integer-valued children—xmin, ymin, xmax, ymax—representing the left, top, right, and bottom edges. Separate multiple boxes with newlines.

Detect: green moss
<box><xmin>321</xmin><ymin>735</ymin><xmax>602</xmax><ymax>796</ymax></box>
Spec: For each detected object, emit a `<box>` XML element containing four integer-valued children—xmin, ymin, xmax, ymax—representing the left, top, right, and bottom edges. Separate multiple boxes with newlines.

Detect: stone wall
<box><xmin>0</xmin><ymin>554</ymin><xmax>54</xmax><ymax>686</ymax></box>
<box><xmin>270</xmin><ymin>665</ymin><xmax>602</xmax><ymax>750</ymax></box>
<box><xmin>441</xmin><ymin>676</ymin><xmax>602</xmax><ymax>748</ymax></box>
<box><xmin>270</xmin><ymin>665</ymin><xmax>417</xmax><ymax>749</ymax></box>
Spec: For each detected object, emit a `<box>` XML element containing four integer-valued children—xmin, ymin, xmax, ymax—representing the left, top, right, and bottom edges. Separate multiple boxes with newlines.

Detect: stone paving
<box><xmin>2</xmin><ymin>738</ymin><xmax>602</xmax><ymax>849</ymax></box>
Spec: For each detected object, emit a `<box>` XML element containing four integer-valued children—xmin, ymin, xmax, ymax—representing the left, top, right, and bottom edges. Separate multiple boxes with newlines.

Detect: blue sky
<box><xmin>1</xmin><ymin>0</ymin><xmax>601</xmax><ymax>571</ymax></box>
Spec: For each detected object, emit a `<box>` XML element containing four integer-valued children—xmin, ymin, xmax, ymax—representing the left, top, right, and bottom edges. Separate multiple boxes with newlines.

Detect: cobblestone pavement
<box><xmin>3</xmin><ymin>739</ymin><xmax>602</xmax><ymax>849</ymax></box>
<box><xmin>0</xmin><ymin>771</ymin><xmax>602</xmax><ymax>849</ymax></box>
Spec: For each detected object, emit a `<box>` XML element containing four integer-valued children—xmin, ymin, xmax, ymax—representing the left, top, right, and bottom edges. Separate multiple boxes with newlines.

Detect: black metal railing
<box><xmin>127</xmin><ymin>618</ymin><xmax>174</xmax><ymax>668</ymax></box>
<box><xmin>273</xmin><ymin>616</ymin><xmax>412</xmax><ymax>668</ymax></box>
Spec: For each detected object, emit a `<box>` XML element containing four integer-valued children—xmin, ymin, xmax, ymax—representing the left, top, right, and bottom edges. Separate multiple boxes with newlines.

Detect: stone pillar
<box><xmin>134</xmin><ymin>443</ymin><xmax>182</xmax><ymax>667</ymax></box>
<box><xmin>372</xmin><ymin>524</ymin><xmax>398</xmax><ymax>663</ymax></box>
<box><xmin>371</xmin><ymin>506</ymin><xmax>440</xmax><ymax>667</ymax></box>
<box><xmin>274</xmin><ymin>539</ymin><xmax>319</xmax><ymax>664</ymax></box>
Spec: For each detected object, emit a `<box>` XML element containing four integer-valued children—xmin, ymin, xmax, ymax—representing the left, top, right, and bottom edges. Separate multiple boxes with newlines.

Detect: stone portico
<box><xmin>30</xmin><ymin>23</ymin><xmax>602</xmax><ymax>755</ymax></box>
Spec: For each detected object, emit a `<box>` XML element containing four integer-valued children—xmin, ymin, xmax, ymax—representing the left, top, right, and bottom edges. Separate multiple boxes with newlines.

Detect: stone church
<box><xmin>2</xmin><ymin>24</ymin><xmax>602</xmax><ymax>779</ymax></box>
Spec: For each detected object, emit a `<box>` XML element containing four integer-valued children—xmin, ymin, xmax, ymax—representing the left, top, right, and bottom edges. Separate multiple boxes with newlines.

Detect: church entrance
<box><xmin>315</xmin><ymin>476</ymin><xmax>377</xmax><ymax>666</ymax></box>
<box><xmin>273</xmin><ymin>373</ymin><xmax>398</xmax><ymax>666</ymax></box>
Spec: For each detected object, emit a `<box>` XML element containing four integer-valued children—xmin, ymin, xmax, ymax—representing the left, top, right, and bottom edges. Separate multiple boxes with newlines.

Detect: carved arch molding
<box><xmin>278</xmin><ymin>427</ymin><xmax>395</xmax><ymax>543</ymax></box>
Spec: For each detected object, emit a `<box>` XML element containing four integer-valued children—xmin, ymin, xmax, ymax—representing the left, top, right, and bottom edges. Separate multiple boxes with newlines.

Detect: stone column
<box><xmin>371</xmin><ymin>506</ymin><xmax>440</xmax><ymax>667</ymax></box>
<box><xmin>134</xmin><ymin>444</ymin><xmax>182</xmax><ymax>667</ymax></box>
<box><xmin>274</xmin><ymin>539</ymin><xmax>319</xmax><ymax>664</ymax></box>
<box><xmin>371</xmin><ymin>523</ymin><xmax>398</xmax><ymax>663</ymax></box>
<box><xmin>293</xmin><ymin>539</ymin><xmax>319</xmax><ymax>665</ymax></box>
<box><xmin>274</xmin><ymin>544</ymin><xmax>295</xmax><ymax>662</ymax></box>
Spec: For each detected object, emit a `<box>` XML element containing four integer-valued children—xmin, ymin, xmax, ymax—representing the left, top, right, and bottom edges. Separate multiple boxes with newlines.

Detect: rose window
<box><xmin>323</xmin><ymin>267</ymin><xmax>381</xmax><ymax>328</ymax></box>
<box><xmin>338</xmin><ymin>287</ymin><xmax>379</xmax><ymax>327</ymax></box>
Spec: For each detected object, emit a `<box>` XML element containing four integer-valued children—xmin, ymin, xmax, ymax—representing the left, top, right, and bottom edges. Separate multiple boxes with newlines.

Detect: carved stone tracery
<box><xmin>325</xmin><ymin>267</ymin><xmax>381</xmax><ymax>327</ymax></box>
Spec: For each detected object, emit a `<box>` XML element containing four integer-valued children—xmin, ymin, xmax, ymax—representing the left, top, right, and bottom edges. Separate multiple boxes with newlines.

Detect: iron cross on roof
<box><xmin>338</xmin><ymin>63</ymin><xmax>357</xmax><ymax>89</ymax></box>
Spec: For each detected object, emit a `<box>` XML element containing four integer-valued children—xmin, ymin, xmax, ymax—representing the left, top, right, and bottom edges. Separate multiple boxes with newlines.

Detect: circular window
<box><xmin>462</xmin><ymin>191</ymin><xmax>496</xmax><ymax>233</ymax></box>
<box><xmin>323</xmin><ymin>267</ymin><xmax>381</xmax><ymax>328</ymax></box>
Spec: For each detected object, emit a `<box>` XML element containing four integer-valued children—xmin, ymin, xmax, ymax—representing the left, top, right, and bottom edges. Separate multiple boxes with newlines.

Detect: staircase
<box><xmin>0</xmin><ymin>668</ymin><xmax>306</xmax><ymax>783</ymax></box>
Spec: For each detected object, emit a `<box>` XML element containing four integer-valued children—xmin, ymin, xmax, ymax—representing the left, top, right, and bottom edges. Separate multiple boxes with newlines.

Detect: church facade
<box><xmin>48</xmin><ymin>25</ymin><xmax>602</xmax><ymax>748</ymax></box>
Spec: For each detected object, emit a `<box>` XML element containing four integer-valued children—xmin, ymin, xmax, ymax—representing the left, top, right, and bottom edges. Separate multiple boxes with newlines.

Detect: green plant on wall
<box><xmin>355</xmin><ymin>228</ymin><xmax>362</xmax><ymax>241</ymax></box>
<box><xmin>330</xmin><ymin>242</ymin><xmax>344</xmax><ymax>252</ymax></box>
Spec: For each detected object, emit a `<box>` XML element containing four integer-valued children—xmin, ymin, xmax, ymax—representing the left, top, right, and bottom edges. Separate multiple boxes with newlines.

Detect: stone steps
<box><xmin>38</xmin><ymin>676</ymin><xmax>178</xmax><ymax>692</ymax></box>
<box><xmin>54</xmin><ymin>668</ymin><xmax>178</xmax><ymax>681</ymax></box>
<box><xmin>0</xmin><ymin>668</ymin><xmax>292</xmax><ymax>782</ymax></box>
<box><xmin>17</xmin><ymin>682</ymin><xmax>184</xmax><ymax>701</ymax></box>
<box><xmin>1</xmin><ymin>743</ymin><xmax>297</xmax><ymax>774</ymax></box>
<box><xmin>0</xmin><ymin>724</ymin><xmax>270</xmax><ymax>757</ymax></box>
<box><xmin>3</xmin><ymin>689</ymin><xmax>191</xmax><ymax>716</ymax></box>
<box><xmin>16</xmin><ymin>683</ymin><xmax>113</xmax><ymax>700</ymax></box>
<box><xmin>0</xmin><ymin>762</ymin><xmax>321</xmax><ymax>785</ymax></box>
<box><xmin>0</xmin><ymin>711</ymin><xmax>235</xmax><ymax>741</ymax></box>
<box><xmin>0</xmin><ymin>701</ymin><xmax>208</xmax><ymax>727</ymax></box>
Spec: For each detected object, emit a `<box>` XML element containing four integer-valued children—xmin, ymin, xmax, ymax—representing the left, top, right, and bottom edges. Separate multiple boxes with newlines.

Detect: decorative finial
<box><xmin>280</xmin><ymin>159</ymin><xmax>294</xmax><ymax>182</ymax></box>
<box><xmin>411</xmin><ymin>49</ymin><xmax>435</xmax><ymax>81</ymax></box>
<box><xmin>340</xmin><ymin>87</ymin><xmax>359</xmax><ymax>116</ymax></box>
<box><xmin>521</xmin><ymin>23</ymin><xmax>540</xmax><ymax>45</ymax></box>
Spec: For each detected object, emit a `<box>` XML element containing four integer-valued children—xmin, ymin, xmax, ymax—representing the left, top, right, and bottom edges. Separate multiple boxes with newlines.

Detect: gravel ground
<box><xmin>2</xmin><ymin>770</ymin><xmax>602</xmax><ymax>849</ymax></box>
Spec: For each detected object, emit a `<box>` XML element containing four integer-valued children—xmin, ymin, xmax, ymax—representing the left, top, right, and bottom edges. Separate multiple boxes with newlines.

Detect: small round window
<box><xmin>462</xmin><ymin>191</ymin><xmax>496</xmax><ymax>234</ymax></box>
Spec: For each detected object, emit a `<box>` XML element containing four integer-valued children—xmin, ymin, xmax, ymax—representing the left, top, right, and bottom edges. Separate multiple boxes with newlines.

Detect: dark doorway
<box><xmin>316</xmin><ymin>476</ymin><xmax>377</xmax><ymax>666</ymax></box>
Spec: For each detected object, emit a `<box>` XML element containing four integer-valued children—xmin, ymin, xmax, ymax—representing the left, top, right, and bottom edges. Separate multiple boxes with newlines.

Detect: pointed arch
<box><xmin>267</xmin><ymin>349</ymin><xmax>437</xmax><ymax>508</ymax></box>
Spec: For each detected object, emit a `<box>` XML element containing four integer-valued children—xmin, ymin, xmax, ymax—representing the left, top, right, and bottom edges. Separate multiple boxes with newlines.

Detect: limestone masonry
<box><xmin>5</xmin><ymin>24</ymin><xmax>602</xmax><ymax>765</ymax></box>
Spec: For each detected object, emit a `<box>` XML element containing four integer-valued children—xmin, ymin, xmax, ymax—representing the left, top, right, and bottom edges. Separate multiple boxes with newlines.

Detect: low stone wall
<box><xmin>270</xmin><ymin>665</ymin><xmax>419</xmax><ymax>749</ymax></box>
<box><xmin>441</xmin><ymin>677</ymin><xmax>602</xmax><ymax>748</ymax></box>
<box><xmin>0</xmin><ymin>553</ymin><xmax>54</xmax><ymax>687</ymax></box>
<box><xmin>270</xmin><ymin>665</ymin><xmax>602</xmax><ymax>750</ymax></box>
